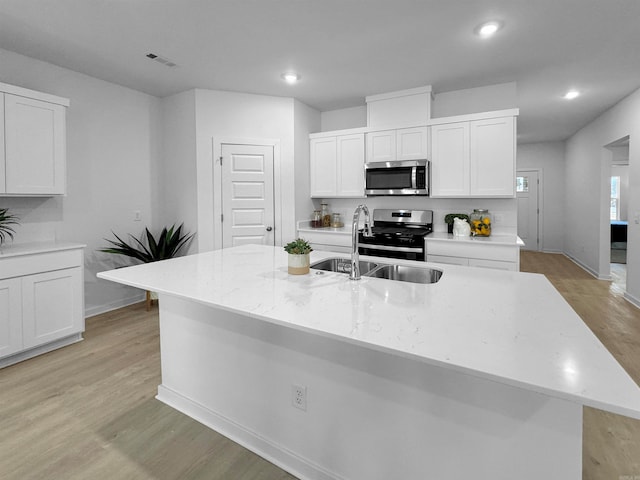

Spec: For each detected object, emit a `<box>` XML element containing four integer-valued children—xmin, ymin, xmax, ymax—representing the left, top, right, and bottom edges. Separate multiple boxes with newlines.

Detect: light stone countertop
<box><xmin>0</xmin><ymin>241</ymin><xmax>86</xmax><ymax>257</ymax></box>
<box><xmin>97</xmin><ymin>244</ymin><xmax>640</xmax><ymax>420</ymax></box>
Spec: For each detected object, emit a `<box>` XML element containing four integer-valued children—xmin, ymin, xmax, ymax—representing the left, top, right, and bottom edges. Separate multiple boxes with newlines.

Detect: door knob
<box><xmin>266</xmin><ymin>226</ymin><xmax>273</xmax><ymax>231</ymax></box>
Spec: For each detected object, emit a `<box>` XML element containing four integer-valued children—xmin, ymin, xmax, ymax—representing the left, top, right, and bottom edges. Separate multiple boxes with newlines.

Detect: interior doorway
<box><xmin>220</xmin><ymin>143</ymin><xmax>275</xmax><ymax>248</ymax></box>
<box><xmin>516</xmin><ymin>169</ymin><xmax>541</xmax><ymax>251</ymax></box>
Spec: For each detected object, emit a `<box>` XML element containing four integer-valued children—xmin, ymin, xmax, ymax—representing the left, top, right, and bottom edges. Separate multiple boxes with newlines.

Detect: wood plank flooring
<box><xmin>0</xmin><ymin>252</ymin><xmax>639</xmax><ymax>479</ymax></box>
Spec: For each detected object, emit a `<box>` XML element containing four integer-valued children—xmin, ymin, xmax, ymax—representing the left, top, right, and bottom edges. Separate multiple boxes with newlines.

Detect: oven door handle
<box><xmin>359</xmin><ymin>244</ymin><xmax>423</xmax><ymax>253</ymax></box>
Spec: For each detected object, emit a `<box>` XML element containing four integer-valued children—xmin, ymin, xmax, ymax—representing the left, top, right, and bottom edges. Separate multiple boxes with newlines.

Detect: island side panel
<box><xmin>156</xmin><ymin>294</ymin><xmax>582</xmax><ymax>480</ymax></box>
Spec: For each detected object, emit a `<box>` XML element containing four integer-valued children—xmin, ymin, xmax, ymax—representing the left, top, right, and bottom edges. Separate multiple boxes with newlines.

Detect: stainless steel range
<box><xmin>358</xmin><ymin>209</ymin><xmax>433</xmax><ymax>261</ymax></box>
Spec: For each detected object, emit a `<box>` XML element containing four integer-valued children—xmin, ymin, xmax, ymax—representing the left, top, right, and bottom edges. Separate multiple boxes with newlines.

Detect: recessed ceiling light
<box><xmin>281</xmin><ymin>72</ymin><xmax>301</xmax><ymax>84</ymax></box>
<box><xmin>475</xmin><ymin>21</ymin><xmax>503</xmax><ymax>38</ymax></box>
<box><xmin>564</xmin><ymin>90</ymin><xmax>580</xmax><ymax>100</ymax></box>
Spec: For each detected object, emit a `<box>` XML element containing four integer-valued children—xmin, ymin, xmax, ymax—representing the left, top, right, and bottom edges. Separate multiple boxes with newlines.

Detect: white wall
<box><xmin>294</xmin><ymin>101</ymin><xmax>321</xmax><ymax>223</ymax></box>
<box><xmin>517</xmin><ymin>142</ymin><xmax>565</xmax><ymax>252</ymax></box>
<box><xmin>432</xmin><ymin>82</ymin><xmax>517</xmax><ymax>118</ymax></box>
<box><xmin>0</xmin><ymin>48</ymin><xmax>161</xmax><ymax>316</ymax></box>
<box><xmin>565</xmin><ymin>86</ymin><xmax>640</xmax><ymax>304</ymax></box>
<box><xmin>320</xmin><ymin>105</ymin><xmax>366</xmax><ymax>132</ymax></box>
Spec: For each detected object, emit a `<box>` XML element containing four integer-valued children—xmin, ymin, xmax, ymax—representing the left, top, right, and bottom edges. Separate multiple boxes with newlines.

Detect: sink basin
<box><xmin>310</xmin><ymin>257</ymin><xmax>379</xmax><ymax>275</ymax></box>
<box><xmin>365</xmin><ymin>264</ymin><xmax>443</xmax><ymax>284</ymax></box>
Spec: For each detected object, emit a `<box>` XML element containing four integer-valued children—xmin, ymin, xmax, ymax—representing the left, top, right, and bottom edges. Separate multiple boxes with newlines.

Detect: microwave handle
<box><xmin>411</xmin><ymin>166</ymin><xmax>417</xmax><ymax>189</ymax></box>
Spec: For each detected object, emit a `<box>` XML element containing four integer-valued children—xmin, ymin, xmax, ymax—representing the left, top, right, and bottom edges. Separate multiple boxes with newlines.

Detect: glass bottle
<box><xmin>331</xmin><ymin>213</ymin><xmax>343</xmax><ymax>228</ymax></box>
<box><xmin>321</xmin><ymin>203</ymin><xmax>331</xmax><ymax>227</ymax></box>
<box><xmin>311</xmin><ymin>210</ymin><xmax>322</xmax><ymax>228</ymax></box>
<box><xmin>470</xmin><ymin>209</ymin><xmax>492</xmax><ymax>236</ymax></box>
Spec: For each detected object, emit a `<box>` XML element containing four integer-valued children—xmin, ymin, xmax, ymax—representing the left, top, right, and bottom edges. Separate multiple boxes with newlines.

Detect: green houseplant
<box><xmin>0</xmin><ymin>208</ymin><xmax>20</xmax><ymax>246</ymax></box>
<box><xmin>100</xmin><ymin>223</ymin><xmax>195</xmax><ymax>310</ymax></box>
<box><xmin>444</xmin><ymin>213</ymin><xmax>470</xmax><ymax>234</ymax></box>
<box><xmin>284</xmin><ymin>238</ymin><xmax>312</xmax><ymax>275</ymax></box>
<box><xmin>100</xmin><ymin>223</ymin><xmax>194</xmax><ymax>263</ymax></box>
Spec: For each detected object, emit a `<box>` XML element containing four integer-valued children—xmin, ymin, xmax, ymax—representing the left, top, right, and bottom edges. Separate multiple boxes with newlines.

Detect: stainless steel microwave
<box><xmin>364</xmin><ymin>160</ymin><xmax>430</xmax><ymax>196</ymax></box>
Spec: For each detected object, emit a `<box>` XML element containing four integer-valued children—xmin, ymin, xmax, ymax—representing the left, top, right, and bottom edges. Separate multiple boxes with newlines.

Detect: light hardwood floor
<box><xmin>1</xmin><ymin>252</ymin><xmax>639</xmax><ymax>479</ymax></box>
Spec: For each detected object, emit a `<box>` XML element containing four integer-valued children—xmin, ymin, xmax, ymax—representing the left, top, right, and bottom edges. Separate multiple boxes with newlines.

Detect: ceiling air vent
<box><xmin>146</xmin><ymin>53</ymin><xmax>177</xmax><ymax>68</ymax></box>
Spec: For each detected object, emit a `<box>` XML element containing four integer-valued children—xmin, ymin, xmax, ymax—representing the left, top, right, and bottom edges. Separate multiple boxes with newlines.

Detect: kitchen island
<box><xmin>98</xmin><ymin>244</ymin><xmax>640</xmax><ymax>480</ymax></box>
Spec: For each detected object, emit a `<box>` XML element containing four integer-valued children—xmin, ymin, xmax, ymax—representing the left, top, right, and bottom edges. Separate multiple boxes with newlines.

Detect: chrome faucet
<box><xmin>350</xmin><ymin>204</ymin><xmax>373</xmax><ymax>280</ymax></box>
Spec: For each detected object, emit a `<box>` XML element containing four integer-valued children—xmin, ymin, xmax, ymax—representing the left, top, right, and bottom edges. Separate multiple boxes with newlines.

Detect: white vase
<box><xmin>288</xmin><ymin>253</ymin><xmax>310</xmax><ymax>275</ymax></box>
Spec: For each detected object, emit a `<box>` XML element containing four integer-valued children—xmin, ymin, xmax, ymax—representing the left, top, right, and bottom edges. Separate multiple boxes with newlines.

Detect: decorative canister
<box><xmin>320</xmin><ymin>203</ymin><xmax>331</xmax><ymax>227</ymax></box>
<box><xmin>311</xmin><ymin>210</ymin><xmax>323</xmax><ymax>228</ymax></box>
<box><xmin>470</xmin><ymin>209</ymin><xmax>492</xmax><ymax>236</ymax></box>
<box><xmin>331</xmin><ymin>213</ymin><xmax>344</xmax><ymax>228</ymax></box>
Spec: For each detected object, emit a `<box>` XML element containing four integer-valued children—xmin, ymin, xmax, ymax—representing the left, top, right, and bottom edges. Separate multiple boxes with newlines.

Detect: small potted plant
<box><xmin>0</xmin><ymin>208</ymin><xmax>20</xmax><ymax>250</ymax></box>
<box><xmin>284</xmin><ymin>238</ymin><xmax>313</xmax><ymax>275</ymax></box>
<box><xmin>444</xmin><ymin>213</ymin><xmax>469</xmax><ymax>234</ymax></box>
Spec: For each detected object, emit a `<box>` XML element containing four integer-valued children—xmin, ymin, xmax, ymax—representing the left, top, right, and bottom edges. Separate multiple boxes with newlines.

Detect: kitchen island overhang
<box><xmin>98</xmin><ymin>245</ymin><xmax>640</xmax><ymax>480</ymax></box>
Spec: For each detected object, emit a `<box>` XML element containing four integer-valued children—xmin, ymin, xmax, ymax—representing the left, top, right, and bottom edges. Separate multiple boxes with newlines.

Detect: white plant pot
<box><xmin>288</xmin><ymin>253</ymin><xmax>310</xmax><ymax>275</ymax></box>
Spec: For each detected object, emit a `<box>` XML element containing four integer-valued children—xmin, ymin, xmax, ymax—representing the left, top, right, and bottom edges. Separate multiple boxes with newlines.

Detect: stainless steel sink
<box><xmin>310</xmin><ymin>257</ymin><xmax>379</xmax><ymax>275</ymax></box>
<box><xmin>310</xmin><ymin>257</ymin><xmax>442</xmax><ymax>284</ymax></box>
<box><xmin>366</xmin><ymin>264</ymin><xmax>443</xmax><ymax>284</ymax></box>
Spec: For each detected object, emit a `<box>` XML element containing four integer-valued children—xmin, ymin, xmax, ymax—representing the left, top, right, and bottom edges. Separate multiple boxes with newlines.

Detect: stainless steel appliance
<box><xmin>364</xmin><ymin>160</ymin><xmax>429</xmax><ymax>196</ymax></box>
<box><xmin>358</xmin><ymin>209</ymin><xmax>433</xmax><ymax>261</ymax></box>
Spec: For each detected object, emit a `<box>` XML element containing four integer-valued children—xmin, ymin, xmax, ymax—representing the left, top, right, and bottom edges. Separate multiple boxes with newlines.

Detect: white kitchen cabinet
<box><xmin>366</xmin><ymin>126</ymin><xmax>429</xmax><ymax>163</ymax></box>
<box><xmin>310</xmin><ymin>131</ymin><xmax>365</xmax><ymax>198</ymax></box>
<box><xmin>425</xmin><ymin>234</ymin><xmax>521</xmax><ymax>271</ymax></box>
<box><xmin>0</xmin><ymin>82</ymin><xmax>69</xmax><ymax>196</ymax></box>
<box><xmin>430</xmin><ymin>111</ymin><xmax>517</xmax><ymax>198</ymax></box>
<box><xmin>0</xmin><ymin>244</ymin><xmax>85</xmax><ymax>368</ymax></box>
<box><xmin>0</xmin><ymin>278</ymin><xmax>22</xmax><ymax>358</ymax></box>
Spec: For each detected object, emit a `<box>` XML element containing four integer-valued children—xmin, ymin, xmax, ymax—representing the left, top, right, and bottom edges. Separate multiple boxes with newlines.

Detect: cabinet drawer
<box><xmin>468</xmin><ymin>258</ymin><xmax>517</xmax><ymax>271</ymax></box>
<box><xmin>427</xmin><ymin>254</ymin><xmax>469</xmax><ymax>266</ymax></box>
<box><xmin>0</xmin><ymin>248</ymin><xmax>83</xmax><ymax>280</ymax></box>
<box><xmin>426</xmin><ymin>241</ymin><xmax>518</xmax><ymax>262</ymax></box>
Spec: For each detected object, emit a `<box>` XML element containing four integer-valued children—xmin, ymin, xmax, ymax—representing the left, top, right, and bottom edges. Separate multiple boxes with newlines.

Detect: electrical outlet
<box><xmin>134</xmin><ymin>210</ymin><xmax>142</xmax><ymax>222</ymax></box>
<box><xmin>292</xmin><ymin>384</ymin><xmax>307</xmax><ymax>411</ymax></box>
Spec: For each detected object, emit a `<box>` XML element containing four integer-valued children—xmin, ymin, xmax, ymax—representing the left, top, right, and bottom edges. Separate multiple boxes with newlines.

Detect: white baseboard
<box><xmin>0</xmin><ymin>334</ymin><xmax>83</xmax><ymax>369</ymax></box>
<box><xmin>624</xmin><ymin>291</ymin><xmax>640</xmax><ymax>310</ymax></box>
<box><xmin>563</xmin><ymin>253</ymin><xmax>611</xmax><ymax>280</ymax></box>
<box><xmin>85</xmin><ymin>293</ymin><xmax>145</xmax><ymax>318</ymax></box>
<box><xmin>156</xmin><ymin>385</ymin><xmax>344</xmax><ymax>480</ymax></box>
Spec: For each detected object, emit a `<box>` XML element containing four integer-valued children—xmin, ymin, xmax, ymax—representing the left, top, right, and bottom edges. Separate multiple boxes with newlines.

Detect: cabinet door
<box><xmin>310</xmin><ymin>137</ymin><xmax>337</xmax><ymax>197</ymax></box>
<box><xmin>366</xmin><ymin>130</ymin><xmax>396</xmax><ymax>163</ymax></box>
<box><xmin>336</xmin><ymin>133</ymin><xmax>365</xmax><ymax>197</ymax></box>
<box><xmin>0</xmin><ymin>278</ymin><xmax>22</xmax><ymax>358</ymax></box>
<box><xmin>22</xmin><ymin>267</ymin><xmax>83</xmax><ymax>349</ymax></box>
<box><xmin>430</xmin><ymin>122</ymin><xmax>470</xmax><ymax>197</ymax></box>
<box><xmin>0</xmin><ymin>94</ymin><xmax>5</xmax><ymax>193</ymax></box>
<box><xmin>396</xmin><ymin>127</ymin><xmax>428</xmax><ymax>160</ymax></box>
<box><xmin>4</xmin><ymin>94</ymin><xmax>66</xmax><ymax>195</ymax></box>
<box><xmin>469</xmin><ymin>116</ymin><xmax>515</xmax><ymax>197</ymax></box>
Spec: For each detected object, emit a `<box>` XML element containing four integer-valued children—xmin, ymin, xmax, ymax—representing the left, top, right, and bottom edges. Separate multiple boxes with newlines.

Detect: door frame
<box><xmin>516</xmin><ymin>168</ymin><xmax>543</xmax><ymax>252</ymax></box>
<box><xmin>211</xmin><ymin>137</ymin><xmax>282</xmax><ymax>251</ymax></box>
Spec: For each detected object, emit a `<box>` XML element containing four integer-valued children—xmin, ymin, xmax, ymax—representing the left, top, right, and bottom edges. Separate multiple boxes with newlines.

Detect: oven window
<box><xmin>367</xmin><ymin>168</ymin><xmax>412</xmax><ymax>189</ymax></box>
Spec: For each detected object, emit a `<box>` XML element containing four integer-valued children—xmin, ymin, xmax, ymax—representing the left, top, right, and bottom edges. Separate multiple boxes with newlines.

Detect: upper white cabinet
<box><xmin>310</xmin><ymin>131</ymin><xmax>365</xmax><ymax>198</ymax></box>
<box><xmin>366</xmin><ymin>126</ymin><xmax>429</xmax><ymax>163</ymax></box>
<box><xmin>0</xmin><ymin>82</ymin><xmax>69</xmax><ymax>196</ymax></box>
<box><xmin>430</xmin><ymin>110</ymin><xmax>517</xmax><ymax>198</ymax></box>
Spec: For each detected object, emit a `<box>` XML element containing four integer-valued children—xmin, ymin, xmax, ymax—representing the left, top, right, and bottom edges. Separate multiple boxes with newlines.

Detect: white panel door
<box><xmin>310</xmin><ymin>136</ymin><xmax>337</xmax><ymax>197</ymax></box>
<box><xmin>470</xmin><ymin>116</ymin><xmax>515</xmax><ymax>197</ymax></box>
<box><xmin>0</xmin><ymin>278</ymin><xmax>22</xmax><ymax>358</ymax></box>
<box><xmin>516</xmin><ymin>170</ymin><xmax>540</xmax><ymax>251</ymax></box>
<box><xmin>396</xmin><ymin>127</ymin><xmax>429</xmax><ymax>160</ymax></box>
<box><xmin>366</xmin><ymin>130</ymin><xmax>396</xmax><ymax>163</ymax></box>
<box><xmin>22</xmin><ymin>268</ymin><xmax>82</xmax><ymax>349</ymax></box>
<box><xmin>4</xmin><ymin>94</ymin><xmax>66</xmax><ymax>194</ymax></box>
<box><xmin>430</xmin><ymin>122</ymin><xmax>470</xmax><ymax>197</ymax></box>
<box><xmin>222</xmin><ymin>144</ymin><xmax>275</xmax><ymax>248</ymax></box>
<box><xmin>336</xmin><ymin>133</ymin><xmax>365</xmax><ymax>197</ymax></box>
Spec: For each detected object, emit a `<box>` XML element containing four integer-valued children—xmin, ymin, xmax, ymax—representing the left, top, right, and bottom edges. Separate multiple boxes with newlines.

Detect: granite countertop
<box><xmin>0</xmin><ymin>241</ymin><xmax>86</xmax><ymax>258</ymax></box>
<box><xmin>97</xmin><ymin>244</ymin><xmax>640</xmax><ymax>420</ymax></box>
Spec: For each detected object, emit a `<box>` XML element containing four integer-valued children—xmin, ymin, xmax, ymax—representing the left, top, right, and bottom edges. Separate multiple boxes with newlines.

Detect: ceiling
<box><xmin>1</xmin><ymin>0</ymin><xmax>639</xmax><ymax>143</ymax></box>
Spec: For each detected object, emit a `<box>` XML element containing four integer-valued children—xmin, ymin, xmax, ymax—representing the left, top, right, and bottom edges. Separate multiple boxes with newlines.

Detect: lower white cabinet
<box><xmin>0</xmin><ymin>244</ymin><xmax>85</xmax><ymax>367</ymax></box>
<box><xmin>426</xmin><ymin>237</ymin><xmax>520</xmax><ymax>271</ymax></box>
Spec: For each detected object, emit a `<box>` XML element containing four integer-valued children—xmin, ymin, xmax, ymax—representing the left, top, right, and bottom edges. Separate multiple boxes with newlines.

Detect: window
<box><xmin>611</xmin><ymin>176</ymin><xmax>620</xmax><ymax>220</ymax></box>
<box><xmin>516</xmin><ymin>176</ymin><xmax>529</xmax><ymax>193</ymax></box>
